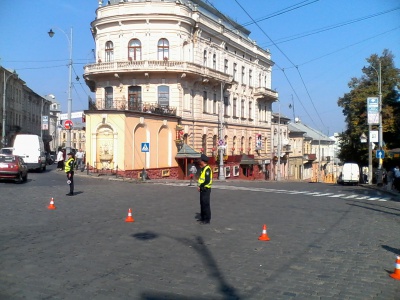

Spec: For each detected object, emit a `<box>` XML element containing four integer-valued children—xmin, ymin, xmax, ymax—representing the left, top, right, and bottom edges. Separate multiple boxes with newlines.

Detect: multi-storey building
<box><xmin>1</xmin><ymin>66</ymin><xmax>52</xmax><ymax>149</ymax></box>
<box><xmin>83</xmin><ymin>0</ymin><xmax>278</xmax><ymax>179</ymax></box>
<box><xmin>288</xmin><ymin>120</ymin><xmax>335</xmax><ymax>181</ymax></box>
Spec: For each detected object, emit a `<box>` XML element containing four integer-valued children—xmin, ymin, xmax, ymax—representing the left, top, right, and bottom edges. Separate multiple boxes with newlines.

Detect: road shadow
<box><xmin>382</xmin><ymin>245</ymin><xmax>400</xmax><ymax>256</ymax></box>
<box><xmin>132</xmin><ymin>232</ymin><xmax>242</xmax><ymax>299</ymax></box>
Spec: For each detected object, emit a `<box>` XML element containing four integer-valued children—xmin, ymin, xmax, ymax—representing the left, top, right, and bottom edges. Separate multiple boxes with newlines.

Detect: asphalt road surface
<box><xmin>1</xmin><ymin>165</ymin><xmax>399</xmax><ymax>299</ymax></box>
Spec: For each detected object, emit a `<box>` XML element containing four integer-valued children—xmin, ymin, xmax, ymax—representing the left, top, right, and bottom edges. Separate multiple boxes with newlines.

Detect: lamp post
<box><xmin>48</xmin><ymin>27</ymin><xmax>73</xmax><ymax>154</ymax></box>
<box><xmin>276</xmin><ymin>101</ymin><xmax>281</xmax><ymax>181</ymax></box>
<box><xmin>2</xmin><ymin>69</ymin><xmax>18</xmax><ymax>147</ymax></box>
<box><xmin>218</xmin><ymin>82</ymin><xmax>225</xmax><ymax>180</ymax></box>
<box><xmin>368</xmin><ymin>60</ymin><xmax>383</xmax><ymax>184</ymax></box>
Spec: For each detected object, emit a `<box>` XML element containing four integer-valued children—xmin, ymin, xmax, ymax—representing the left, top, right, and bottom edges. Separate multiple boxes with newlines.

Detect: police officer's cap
<box><xmin>200</xmin><ymin>154</ymin><xmax>209</xmax><ymax>162</ymax></box>
<box><xmin>67</xmin><ymin>152</ymin><xmax>74</xmax><ymax>156</ymax></box>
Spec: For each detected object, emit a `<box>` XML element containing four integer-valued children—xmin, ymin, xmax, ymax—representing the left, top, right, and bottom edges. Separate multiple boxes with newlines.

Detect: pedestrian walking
<box><xmin>75</xmin><ymin>149</ymin><xmax>85</xmax><ymax>171</ymax></box>
<box><xmin>197</xmin><ymin>154</ymin><xmax>213</xmax><ymax>224</ymax></box>
<box><xmin>65</xmin><ymin>152</ymin><xmax>75</xmax><ymax>196</ymax></box>
<box><xmin>56</xmin><ymin>148</ymin><xmax>64</xmax><ymax>170</ymax></box>
<box><xmin>393</xmin><ymin>166</ymin><xmax>400</xmax><ymax>192</ymax></box>
<box><xmin>386</xmin><ymin>168</ymin><xmax>394</xmax><ymax>191</ymax></box>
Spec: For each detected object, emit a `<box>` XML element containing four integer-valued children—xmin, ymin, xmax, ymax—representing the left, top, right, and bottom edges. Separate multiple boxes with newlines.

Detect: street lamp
<box><xmin>218</xmin><ymin>82</ymin><xmax>225</xmax><ymax>180</ymax></box>
<box><xmin>2</xmin><ymin>69</ymin><xmax>18</xmax><ymax>147</ymax></box>
<box><xmin>370</xmin><ymin>61</ymin><xmax>383</xmax><ymax>169</ymax></box>
<box><xmin>276</xmin><ymin>100</ymin><xmax>281</xmax><ymax>181</ymax></box>
<box><xmin>48</xmin><ymin>27</ymin><xmax>73</xmax><ymax>154</ymax></box>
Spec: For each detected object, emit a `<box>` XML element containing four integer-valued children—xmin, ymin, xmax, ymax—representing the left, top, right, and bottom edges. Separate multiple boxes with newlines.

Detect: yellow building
<box><xmin>83</xmin><ymin>0</ymin><xmax>278</xmax><ymax>179</ymax></box>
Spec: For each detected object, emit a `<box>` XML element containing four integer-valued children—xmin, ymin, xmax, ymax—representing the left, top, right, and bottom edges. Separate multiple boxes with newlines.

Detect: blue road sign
<box><xmin>141</xmin><ymin>142</ymin><xmax>150</xmax><ymax>152</ymax></box>
<box><xmin>376</xmin><ymin>150</ymin><xmax>385</xmax><ymax>159</ymax></box>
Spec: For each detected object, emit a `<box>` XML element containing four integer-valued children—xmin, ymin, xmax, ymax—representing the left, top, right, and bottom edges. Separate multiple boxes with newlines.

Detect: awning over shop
<box><xmin>239</xmin><ymin>154</ymin><xmax>257</xmax><ymax>165</ymax></box>
<box><xmin>175</xmin><ymin>144</ymin><xmax>201</xmax><ymax>159</ymax></box>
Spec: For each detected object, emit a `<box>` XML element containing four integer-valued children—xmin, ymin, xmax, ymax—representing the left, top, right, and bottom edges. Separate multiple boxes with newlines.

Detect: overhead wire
<box><xmin>231</xmin><ymin>0</ymin><xmax>325</xmax><ymax>131</ymax></box>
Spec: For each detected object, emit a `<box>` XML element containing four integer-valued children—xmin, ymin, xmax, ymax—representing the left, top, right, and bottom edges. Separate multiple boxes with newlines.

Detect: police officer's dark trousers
<box><xmin>200</xmin><ymin>187</ymin><xmax>211</xmax><ymax>222</ymax></box>
<box><xmin>67</xmin><ymin>171</ymin><xmax>74</xmax><ymax>194</ymax></box>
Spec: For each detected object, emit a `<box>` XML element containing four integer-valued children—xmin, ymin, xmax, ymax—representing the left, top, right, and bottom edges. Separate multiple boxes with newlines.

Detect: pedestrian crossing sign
<box><xmin>141</xmin><ymin>142</ymin><xmax>150</xmax><ymax>152</ymax></box>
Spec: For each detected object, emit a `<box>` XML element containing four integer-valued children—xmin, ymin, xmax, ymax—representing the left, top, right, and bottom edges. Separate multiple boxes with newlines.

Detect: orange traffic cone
<box><xmin>125</xmin><ymin>208</ymin><xmax>135</xmax><ymax>222</ymax></box>
<box><xmin>258</xmin><ymin>224</ymin><xmax>270</xmax><ymax>241</ymax></box>
<box><xmin>47</xmin><ymin>198</ymin><xmax>56</xmax><ymax>210</ymax></box>
<box><xmin>390</xmin><ymin>256</ymin><xmax>400</xmax><ymax>280</ymax></box>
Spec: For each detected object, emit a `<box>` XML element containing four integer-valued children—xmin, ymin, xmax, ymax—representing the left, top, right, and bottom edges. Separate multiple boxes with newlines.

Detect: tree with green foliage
<box><xmin>337</xmin><ymin>49</ymin><xmax>400</xmax><ymax>167</ymax></box>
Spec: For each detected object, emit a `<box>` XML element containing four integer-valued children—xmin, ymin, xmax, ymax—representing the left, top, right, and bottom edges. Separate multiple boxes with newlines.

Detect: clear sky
<box><xmin>1</xmin><ymin>0</ymin><xmax>399</xmax><ymax>135</ymax></box>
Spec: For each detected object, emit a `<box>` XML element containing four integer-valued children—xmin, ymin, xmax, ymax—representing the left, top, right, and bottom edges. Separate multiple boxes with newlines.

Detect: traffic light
<box><xmin>82</xmin><ymin>114</ymin><xmax>86</xmax><ymax>123</ymax></box>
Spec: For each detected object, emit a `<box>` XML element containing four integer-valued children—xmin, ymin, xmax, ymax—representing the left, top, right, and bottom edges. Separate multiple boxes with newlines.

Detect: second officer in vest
<box><xmin>197</xmin><ymin>154</ymin><xmax>213</xmax><ymax>224</ymax></box>
<box><xmin>65</xmin><ymin>152</ymin><xmax>75</xmax><ymax>196</ymax></box>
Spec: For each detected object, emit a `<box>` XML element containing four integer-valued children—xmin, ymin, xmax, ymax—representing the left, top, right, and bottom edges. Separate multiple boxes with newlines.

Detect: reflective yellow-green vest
<box><xmin>64</xmin><ymin>157</ymin><xmax>75</xmax><ymax>172</ymax></box>
<box><xmin>198</xmin><ymin>165</ymin><xmax>213</xmax><ymax>188</ymax></box>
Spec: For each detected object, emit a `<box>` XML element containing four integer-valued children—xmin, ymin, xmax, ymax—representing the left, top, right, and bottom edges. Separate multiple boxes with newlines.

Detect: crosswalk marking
<box><xmin>153</xmin><ymin>183</ymin><xmax>393</xmax><ymax>202</ymax></box>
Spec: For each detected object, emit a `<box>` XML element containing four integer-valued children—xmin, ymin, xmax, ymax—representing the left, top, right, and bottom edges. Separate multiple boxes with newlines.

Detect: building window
<box><xmin>249</xmin><ymin>101</ymin><xmax>252</xmax><ymax>119</ymax></box>
<box><xmin>241</xmin><ymin>99</ymin><xmax>245</xmax><ymax>118</ymax></box>
<box><xmin>233</xmin><ymin>98</ymin><xmax>237</xmax><ymax>117</ymax></box>
<box><xmin>105</xmin><ymin>87</ymin><xmax>113</xmax><ymax>109</ymax></box>
<box><xmin>213</xmin><ymin>53</ymin><xmax>216</xmax><ymax>69</ymax></box>
<box><xmin>213</xmin><ymin>93</ymin><xmax>217</xmax><ymax>114</ymax></box>
<box><xmin>224</xmin><ymin>96</ymin><xmax>229</xmax><ymax>116</ymax></box>
<box><xmin>224</xmin><ymin>59</ymin><xmax>228</xmax><ymax>73</ymax></box>
<box><xmin>128</xmin><ymin>39</ymin><xmax>141</xmax><ymax>61</ymax></box>
<box><xmin>233</xmin><ymin>63</ymin><xmax>237</xmax><ymax>81</ymax></box>
<box><xmin>249</xmin><ymin>69</ymin><xmax>252</xmax><ymax>86</ymax></box>
<box><xmin>203</xmin><ymin>50</ymin><xmax>207</xmax><ymax>66</ymax></box>
<box><xmin>158</xmin><ymin>38</ymin><xmax>169</xmax><ymax>60</ymax></box>
<box><xmin>105</xmin><ymin>41</ymin><xmax>114</xmax><ymax>62</ymax></box>
<box><xmin>128</xmin><ymin>86</ymin><xmax>142</xmax><ymax>110</ymax></box>
<box><xmin>203</xmin><ymin>91</ymin><xmax>207</xmax><ymax>113</ymax></box>
<box><xmin>258</xmin><ymin>73</ymin><xmax>262</xmax><ymax>88</ymax></box>
<box><xmin>158</xmin><ymin>85</ymin><xmax>169</xmax><ymax>107</ymax></box>
<box><xmin>241</xmin><ymin>66</ymin><xmax>245</xmax><ymax>84</ymax></box>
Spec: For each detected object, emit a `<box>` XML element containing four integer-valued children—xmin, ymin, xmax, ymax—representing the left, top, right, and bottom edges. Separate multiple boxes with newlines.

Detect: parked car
<box><xmin>12</xmin><ymin>134</ymin><xmax>46</xmax><ymax>171</ymax></box>
<box><xmin>0</xmin><ymin>147</ymin><xmax>13</xmax><ymax>155</ymax></box>
<box><xmin>45</xmin><ymin>152</ymin><xmax>54</xmax><ymax>165</ymax></box>
<box><xmin>0</xmin><ymin>154</ymin><xmax>28</xmax><ymax>183</ymax></box>
<box><xmin>337</xmin><ymin>162</ymin><xmax>360</xmax><ymax>185</ymax></box>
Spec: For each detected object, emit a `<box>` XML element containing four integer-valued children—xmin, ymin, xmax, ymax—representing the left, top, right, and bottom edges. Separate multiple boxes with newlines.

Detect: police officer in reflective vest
<box><xmin>197</xmin><ymin>154</ymin><xmax>213</xmax><ymax>224</ymax></box>
<box><xmin>65</xmin><ymin>152</ymin><xmax>75</xmax><ymax>196</ymax></box>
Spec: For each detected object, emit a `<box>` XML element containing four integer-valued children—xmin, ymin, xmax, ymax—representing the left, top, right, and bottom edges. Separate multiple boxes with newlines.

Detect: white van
<box><xmin>12</xmin><ymin>134</ymin><xmax>46</xmax><ymax>171</ymax></box>
<box><xmin>338</xmin><ymin>163</ymin><xmax>360</xmax><ymax>185</ymax></box>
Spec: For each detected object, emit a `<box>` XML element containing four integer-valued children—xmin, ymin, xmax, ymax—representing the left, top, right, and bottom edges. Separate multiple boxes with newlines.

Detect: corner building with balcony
<box><xmin>84</xmin><ymin>0</ymin><xmax>278</xmax><ymax>179</ymax></box>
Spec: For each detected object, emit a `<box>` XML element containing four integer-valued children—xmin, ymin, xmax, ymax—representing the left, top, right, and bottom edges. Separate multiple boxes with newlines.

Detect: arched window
<box><xmin>105</xmin><ymin>41</ymin><xmax>114</xmax><ymax>62</ymax></box>
<box><xmin>158</xmin><ymin>38</ymin><xmax>169</xmax><ymax>60</ymax></box>
<box><xmin>128</xmin><ymin>86</ymin><xmax>142</xmax><ymax>110</ymax></box>
<box><xmin>128</xmin><ymin>39</ymin><xmax>141</xmax><ymax>61</ymax></box>
<box><xmin>202</xmin><ymin>134</ymin><xmax>207</xmax><ymax>153</ymax></box>
<box><xmin>158</xmin><ymin>85</ymin><xmax>169</xmax><ymax>107</ymax></box>
<box><xmin>104</xmin><ymin>87</ymin><xmax>113</xmax><ymax>109</ymax></box>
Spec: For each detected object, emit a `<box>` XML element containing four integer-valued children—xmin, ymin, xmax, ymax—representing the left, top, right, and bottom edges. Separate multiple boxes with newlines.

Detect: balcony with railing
<box><xmin>89</xmin><ymin>98</ymin><xmax>177</xmax><ymax>116</ymax></box>
<box><xmin>254</xmin><ymin>87</ymin><xmax>278</xmax><ymax>100</ymax></box>
<box><xmin>84</xmin><ymin>60</ymin><xmax>232</xmax><ymax>83</ymax></box>
<box><xmin>303</xmin><ymin>153</ymin><xmax>316</xmax><ymax>161</ymax></box>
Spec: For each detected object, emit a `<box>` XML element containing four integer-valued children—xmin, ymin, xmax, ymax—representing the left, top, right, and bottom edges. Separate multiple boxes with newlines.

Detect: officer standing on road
<box><xmin>65</xmin><ymin>152</ymin><xmax>75</xmax><ymax>196</ymax></box>
<box><xmin>197</xmin><ymin>154</ymin><xmax>213</xmax><ymax>224</ymax></box>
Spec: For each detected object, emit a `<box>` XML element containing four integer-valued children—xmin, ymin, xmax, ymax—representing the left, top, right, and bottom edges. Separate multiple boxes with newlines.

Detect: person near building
<box><xmin>197</xmin><ymin>154</ymin><xmax>213</xmax><ymax>224</ymax></box>
<box><xmin>393</xmin><ymin>166</ymin><xmax>400</xmax><ymax>192</ymax></box>
<box><xmin>75</xmin><ymin>149</ymin><xmax>85</xmax><ymax>171</ymax></box>
<box><xmin>56</xmin><ymin>148</ymin><xmax>64</xmax><ymax>171</ymax></box>
<box><xmin>386</xmin><ymin>168</ymin><xmax>394</xmax><ymax>191</ymax></box>
<box><xmin>65</xmin><ymin>152</ymin><xmax>75</xmax><ymax>196</ymax></box>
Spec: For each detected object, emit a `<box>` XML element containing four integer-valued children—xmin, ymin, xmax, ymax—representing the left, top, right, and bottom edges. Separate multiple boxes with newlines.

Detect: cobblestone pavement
<box><xmin>0</xmin><ymin>166</ymin><xmax>399</xmax><ymax>299</ymax></box>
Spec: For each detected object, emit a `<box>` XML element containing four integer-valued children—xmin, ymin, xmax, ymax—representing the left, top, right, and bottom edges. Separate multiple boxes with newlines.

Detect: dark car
<box><xmin>0</xmin><ymin>154</ymin><xmax>28</xmax><ymax>183</ymax></box>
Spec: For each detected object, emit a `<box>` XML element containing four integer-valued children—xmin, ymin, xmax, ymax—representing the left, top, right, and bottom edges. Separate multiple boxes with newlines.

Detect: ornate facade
<box><xmin>84</xmin><ymin>0</ymin><xmax>278</xmax><ymax>178</ymax></box>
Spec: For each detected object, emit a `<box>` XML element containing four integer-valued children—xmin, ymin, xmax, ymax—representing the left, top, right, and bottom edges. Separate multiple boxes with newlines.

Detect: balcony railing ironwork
<box><xmin>84</xmin><ymin>60</ymin><xmax>232</xmax><ymax>82</ymax></box>
<box><xmin>89</xmin><ymin>98</ymin><xmax>177</xmax><ymax>116</ymax></box>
